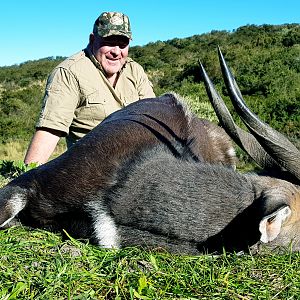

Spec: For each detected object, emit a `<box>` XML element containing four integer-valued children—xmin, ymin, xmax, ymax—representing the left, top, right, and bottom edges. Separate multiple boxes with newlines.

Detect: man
<box><xmin>24</xmin><ymin>12</ymin><xmax>155</xmax><ymax>165</ymax></box>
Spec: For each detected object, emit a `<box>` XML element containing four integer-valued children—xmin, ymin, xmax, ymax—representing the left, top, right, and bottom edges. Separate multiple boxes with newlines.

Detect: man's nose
<box><xmin>111</xmin><ymin>46</ymin><xmax>121</xmax><ymax>55</ymax></box>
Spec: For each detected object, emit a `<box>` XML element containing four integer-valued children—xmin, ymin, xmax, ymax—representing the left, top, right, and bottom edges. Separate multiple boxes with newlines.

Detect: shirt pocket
<box><xmin>76</xmin><ymin>90</ymin><xmax>106</xmax><ymax>124</ymax></box>
<box><xmin>87</xmin><ymin>90</ymin><xmax>107</xmax><ymax>122</ymax></box>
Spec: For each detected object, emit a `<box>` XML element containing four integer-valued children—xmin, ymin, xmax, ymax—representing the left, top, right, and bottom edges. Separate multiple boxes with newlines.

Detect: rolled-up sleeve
<box><xmin>36</xmin><ymin>67</ymin><xmax>80</xmax><ymax>134</ymax></box>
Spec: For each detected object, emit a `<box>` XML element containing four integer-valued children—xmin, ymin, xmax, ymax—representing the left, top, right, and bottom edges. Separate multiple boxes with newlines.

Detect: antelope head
<box><xmin>200</xmin><ymin>48</ymin><xmax>300</xmax><ymax>251</ymax></box>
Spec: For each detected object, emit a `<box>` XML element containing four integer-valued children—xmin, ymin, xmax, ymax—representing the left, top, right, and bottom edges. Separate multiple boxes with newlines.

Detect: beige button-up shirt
<box><xmin>36</xmin><ymin>48</ymin><xmax>155</xmax><ymax>145</ymax></box>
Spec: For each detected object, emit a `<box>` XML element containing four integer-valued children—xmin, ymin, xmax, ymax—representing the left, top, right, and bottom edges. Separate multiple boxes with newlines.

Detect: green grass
<box><xmin>1</xmin><ymin>226</ymin><xmax>300</xmax><ymax>299</ymax></box>
<box><xmin>0</xmin><ymin>135</ymin><xmax>299</xmax><ymax>299</ymax></box>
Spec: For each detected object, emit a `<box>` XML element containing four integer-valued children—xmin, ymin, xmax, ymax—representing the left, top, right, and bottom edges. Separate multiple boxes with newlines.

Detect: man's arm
<box><xmin>24</xmin><ymin>128</ymin><xmax>64</xmax><ymax>165</ymax></box>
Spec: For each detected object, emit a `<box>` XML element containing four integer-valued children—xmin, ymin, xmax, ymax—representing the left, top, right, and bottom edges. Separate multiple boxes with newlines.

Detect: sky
<box><xmin>0</xmin><ymin>0</ymin><xmax>299</xmax><ymax>66</ymax></box>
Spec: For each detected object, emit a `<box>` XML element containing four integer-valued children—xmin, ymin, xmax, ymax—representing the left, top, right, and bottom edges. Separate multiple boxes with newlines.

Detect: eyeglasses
<box><xmin>100</xmin><ymin>36</ymin><xmax>130</xmax><ymax>49</ymax></box>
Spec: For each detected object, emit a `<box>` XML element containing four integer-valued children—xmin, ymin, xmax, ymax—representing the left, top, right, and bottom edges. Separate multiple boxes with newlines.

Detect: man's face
<box><xmin>91</xmin><ymin>34</ymin><xmax>129</xmax><ymax>77</ymax></box>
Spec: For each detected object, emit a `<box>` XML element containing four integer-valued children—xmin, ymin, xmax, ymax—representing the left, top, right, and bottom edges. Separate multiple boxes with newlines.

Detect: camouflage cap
<box><xmin>93</xmin><ymin>12</ymin><xmax>132</xmax><ymax>39</ymax></box>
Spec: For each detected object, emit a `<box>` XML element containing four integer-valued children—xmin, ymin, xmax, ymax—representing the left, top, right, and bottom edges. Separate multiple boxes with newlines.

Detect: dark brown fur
<box><xmin>0</xmin><ymin>93</ymin><xmax>235</xmax><ymax>237</ymax></box>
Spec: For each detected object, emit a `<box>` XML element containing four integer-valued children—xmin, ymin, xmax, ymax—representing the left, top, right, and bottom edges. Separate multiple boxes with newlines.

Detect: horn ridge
<box><xmin>199</xmin><ymin>59</ymin><xmax>282</xmax><ymax>171</ymax></box>
<box><xmin>199</xmin><ymin>60</ymin><xmax>239</xmax><ymax>142</ymax></box>
<box><xmin>218</xmin><ymin>47</ymin><xmax>300</xmax><ymax>180</ymax></box>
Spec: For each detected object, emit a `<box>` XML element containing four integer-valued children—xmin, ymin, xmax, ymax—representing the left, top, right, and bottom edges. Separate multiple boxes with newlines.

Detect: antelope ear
<box><xmin>259</xmin><ymin>206</ymin><xmax>291</xmax><ymax>243</ymax></box>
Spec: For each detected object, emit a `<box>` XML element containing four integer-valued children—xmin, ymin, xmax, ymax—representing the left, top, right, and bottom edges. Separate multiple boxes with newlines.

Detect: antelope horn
<box><xmin>218</xmin><ymin>47</ymin><xmax>300</xmax><ymax>180</ymax></box>
<box><xmin>199</xmin><ymin>60</ymin><xmax>281</xmax><ymax>171</ymax></box>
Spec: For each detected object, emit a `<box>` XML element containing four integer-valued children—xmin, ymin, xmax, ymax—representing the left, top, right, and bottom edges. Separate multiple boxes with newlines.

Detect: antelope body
<box><xmin>0</xmin><ymin>93</ymin><xmax>235</xmax><ymax>241</ymax></box>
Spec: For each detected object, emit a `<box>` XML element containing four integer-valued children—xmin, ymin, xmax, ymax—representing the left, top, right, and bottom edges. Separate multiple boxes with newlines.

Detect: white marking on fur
<box><xmin>227</xmin><ymin>147</ymin><xmax>236</xmax><ymax>170</ymax></box>
<box><xmin>227</xmin><ymin>147</ymin><xmax>236</xmax><ymax>159</ymax></box>
<box><xmin>0</xmin><ymin>193</ymin><xmax>26</xmax><ymax>228</ymax></box>
<box><xmin>85</xmin><ymin>201</ymin><xmax>119</xmax><ymax>249</ymax></box>
<box><xmin>93</xmin><ymin>212</ymin><xmax>119</xmax><ymax>248</ymax></box>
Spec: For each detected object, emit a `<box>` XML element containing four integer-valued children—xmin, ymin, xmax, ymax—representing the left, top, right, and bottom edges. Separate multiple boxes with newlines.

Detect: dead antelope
<box><xmin>0</xmin><ymin>49</ymin><xmax>299</xmax><ymax>255</ymax></box>
<box><xmin>0</xmin><ymin>92</ymin><xmax>235</xmax><ymax>240</ymax></box>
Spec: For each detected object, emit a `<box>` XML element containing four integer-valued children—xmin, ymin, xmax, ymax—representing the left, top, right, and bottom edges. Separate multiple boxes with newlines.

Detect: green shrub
<box><xmin>0</xmin><ymin>160</ymin><xmax>38</xmax><ymax>180</ymax></box>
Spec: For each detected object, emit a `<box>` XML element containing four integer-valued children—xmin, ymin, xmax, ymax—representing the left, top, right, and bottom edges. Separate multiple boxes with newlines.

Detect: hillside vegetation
<box><xmin>0</xmin><ymin>24</ymin><xmax>299</xmax><ymax>148</ymax></box>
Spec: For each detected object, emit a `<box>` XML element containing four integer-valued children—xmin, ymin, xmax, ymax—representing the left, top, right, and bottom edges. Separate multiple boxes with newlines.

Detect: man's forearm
<box><xmin>24</xmin><ymin>129</ymin><xmax>62</xmax><ymax>165</ymax></box>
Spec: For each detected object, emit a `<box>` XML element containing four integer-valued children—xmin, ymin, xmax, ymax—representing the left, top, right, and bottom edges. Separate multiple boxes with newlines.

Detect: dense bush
<box><xmin>130</xmin><ymin>24</ymin><xmax>300</xmax><ymax>141</ymax></box>
<box><xmin>0</xmin><ymin>56</ymin><xmax>65</xmax><ymax>143</ymax></box>
<box><xmin>0</xmin><ymin>24</ymin><xmax>299</xmax><ymax>145</ymax></box>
